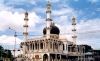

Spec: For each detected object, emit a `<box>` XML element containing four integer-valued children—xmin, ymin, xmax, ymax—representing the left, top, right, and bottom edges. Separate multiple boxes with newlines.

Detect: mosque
<box><xmin>18</xmin><ymin>1</ymin><xmax>82</xmax><ymax>61</ymax></box>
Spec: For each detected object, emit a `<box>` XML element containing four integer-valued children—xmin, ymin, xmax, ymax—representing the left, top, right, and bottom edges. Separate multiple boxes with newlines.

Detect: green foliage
<box><xmin>84</xmin><ymin>45</ymin><xmax>92</xmax><ymax>52</ymax></box>
<box><xmin>0</xmin><ymin>46</ymin><xmax>4</xmax><ymax>57</ymax></box>
<box><xmin>78</xmin><ymin>45</ymin><xmax>93</xmax><ymax>53</ymax></box>
<box><xmin>0</xmin><ymin>45</ymin><xmax>13</xmax><ymax>61</ymax></box>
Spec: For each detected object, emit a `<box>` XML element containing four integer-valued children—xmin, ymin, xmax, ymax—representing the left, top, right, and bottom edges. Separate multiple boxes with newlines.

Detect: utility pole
<box><xmin>9</xmin><ymin>27</ymin><xmax>17</xmax><ymax>58</ymax></box>
<box><xmin>83</xmin><ymin>46</ymin><xmax>85</xmax><ymax>61</ymax></box>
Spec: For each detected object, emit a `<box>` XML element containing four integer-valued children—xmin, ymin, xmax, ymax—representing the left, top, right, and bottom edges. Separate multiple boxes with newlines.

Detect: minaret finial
<box><xmin>47</xmin><ymin>0</ymin><xmax>50</xmax><ymax>3</ymax></box>
<box><xmin>46</xmin><ymin>0</ymin><xmax>52</xmax><ymax>19</ymax></box>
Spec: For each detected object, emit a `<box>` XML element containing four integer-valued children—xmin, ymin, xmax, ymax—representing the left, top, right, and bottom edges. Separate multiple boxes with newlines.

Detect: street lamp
<box><xmin>9</xmin><ymin>27</ymin><xmax>17</xmax><ymax>58</ymax></box>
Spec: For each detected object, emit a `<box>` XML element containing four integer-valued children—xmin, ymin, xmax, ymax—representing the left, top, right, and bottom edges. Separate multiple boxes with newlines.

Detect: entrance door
<box><xmin>43</xmin><ymin>54</ymin><xmax>48</xmax><ymax>61</ymax></box>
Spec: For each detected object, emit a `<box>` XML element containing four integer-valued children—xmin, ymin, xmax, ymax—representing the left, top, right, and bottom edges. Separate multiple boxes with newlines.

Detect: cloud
<box><xmin>88</xmin><ymin>0</ymin><xmax>99</xmax><ymax>3</ymax></box>
<box><xmin>0</xmin><ymin>35</ymin><xmax>22</xmax><ymax>56</ymax></box>
<box><xmin>96</xmin><ymin>8</ymin><xmax>100</xmax><ymax>11</ymax></box>
<box><xmin>0</xmin><ymin>10</ymin><xmax>43</xmax><ymax>32</ymax></box>
<box><xmin>0</xmin><ymin>0</ymin><xmax>77</xmax><ymax>33</ymax></box>
<box><xmin>51</xmin><ymin>6</ymin><xmax>77</xmax><ymax>35</ymax></box>
<box><xmin>76</xmin><ymin>18</ymin><xmax>100</xmax><ymax>49</ymax></box>
<box><xmin>0</xmin><ymin>0</ymin><xmax>100</xmax><ymax>50</ymax></box>
<box><xmin>77</xmin><ymin>18</ymin><xmax>100</xmax><ymax>32</ymax></box>
<box><xmin>0</xmin><ymin>10</ymin><xmax>23</xmax><ymax>31</ymax></box>
<box><xmin>0</xmin><ymin>0</ymin><xmax>26</xmax><ymax>13</ymax></box>
<box><xmin>55</xmin><ymin>16</ymin><xmax>100</xmax><ymax>49</ymax></box>
<box><xmin>50</xmin><ymin>0</ymin><xmax>60</xmax><ymax>3</ymax></box>
<box><xmin>0</xmin><ymin>35</ymin><xmax>22</xmax><ymax>45</ymax></box>
<box><xmin>53</xmin><ymin>7</ymin><xmax>76</xmax><ymax>16</ymax></box>
<box><xmin>4</xmin><ymin>0</ymin><xmax>36</xmax><ymax>6</ymax></box>
<box><xmin>74</xmin><ymin>0</ymin><xmax>79</xmax><ymax>2</ymax></box>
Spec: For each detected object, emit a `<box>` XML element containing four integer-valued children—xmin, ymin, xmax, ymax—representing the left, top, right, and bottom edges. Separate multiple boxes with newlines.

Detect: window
<box><xmin>27</xmin><ymin>45</ymin><xmax>29</xmax><ymax>51</ymax></box>
<box><xmin>30</xmin><ymin>44</ymin><xmax>32</xmax><ymax>49</ymax></box>
<box><xmin>63</xmin><ymin>44</ymin><xmax>64</xmax><ymax>50</ymax></box>
<box><xmin>40</xmin><ymin>43</ymin><xmax>43</xmax><ymax>49</ymax></box>
<box><xmin>35</xmin><ymin>43</ymin><xmax>37</xmax><ymax>49</ymax></box>
<box><xmin>55</xmin><ymin>43</ymin><xmax>58</xmax><ymax>49</ymax></box>
<box><xmin>33</xmin><ymin>44</ymin><xmax>34</xmax><ymax>50</ymax></box>
<box><xmin>50</xmin><ymin>42</ymin><xmax>52</xmax><ymax>48</ymax></box>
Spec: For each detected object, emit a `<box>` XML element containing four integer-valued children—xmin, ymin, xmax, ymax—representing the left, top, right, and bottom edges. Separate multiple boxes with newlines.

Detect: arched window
<box><xmin>55</xmin><ymin>43</ymin><xmax>58</xmax><ymax>49</ymax></box>
<box><xmin>30</xmin><ymin>44</ymin><xmax>32</xmax><ymax>49</ymax></box>
<box><xmin>40</xmin><ymin>43</ymin><xmax>43</xmax><ymax>49</ymax></box>
<box><xmin>33</xmin><ymin>44</ymin><xmax>34</xmax><ymax>50</ymax></box>
<box><xmin>50</xmin><ymin>42</ymin><xmax>52</xmax><ymax>48</ymax></box>
<box><xmin>53</xmin><ymin>42</ymin><xmax>55</xmax><ymax>49</ymax></box>
<box><xmin>35</xmin><ymin>43</ymin><xmax>37</xmax><ymax>50</ymax></box>
<box><xmin>26</xmin><ymin>44</ymin><xmax>29</xmax><ymax>51</ymax></box>
<box><xmin>63</xmin><ymin>44</ymin><xmax>64</xmax><ymax>50</ymax></box>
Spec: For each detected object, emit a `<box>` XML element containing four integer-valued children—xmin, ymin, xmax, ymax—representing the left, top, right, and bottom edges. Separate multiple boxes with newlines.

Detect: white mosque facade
<box><xmin>18</xmin><ymin>1</ymin><xmax>80</xmax><ymax>61</ymax></box>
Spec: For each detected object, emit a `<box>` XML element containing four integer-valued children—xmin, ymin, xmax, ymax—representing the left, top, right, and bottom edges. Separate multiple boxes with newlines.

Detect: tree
<box><xmin>0</xmin><ymin>45</ymin><xmax>4</xmax><ymax>61</ymax></box>
<box><xmin>0</xmin><ymin>45</ymin><xmax>13</xmax><ymax>61</ymax></box>
<box><xmin>83</xmin><ymin>45</ymin><xmax>93</xmax><ymax>52</ymax></box>
<box><xmin>78</xmin><ymin>45</ymin><xmax>93</xmax><ymax>53</ymax></box>
<box><xmin>4</xmin><ymin>49</ymin><xmax>13</xmax><ymax>61</ymax></box>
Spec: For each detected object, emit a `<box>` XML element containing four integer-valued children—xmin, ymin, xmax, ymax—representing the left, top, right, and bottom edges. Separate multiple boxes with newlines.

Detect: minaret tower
<box><xmin>72</xmin><ymin>16</ymin><xmax>77</xmax><ymax>45</ymax></box>
<box><xmin>46</xmin><ymin>0</ymin><xmax>52</xmax><ymax>39</ymax></box>
<box><xmin>23</xmin><ymin>12</ymin><xmax>29</xmax><ymax>41</ymax></box>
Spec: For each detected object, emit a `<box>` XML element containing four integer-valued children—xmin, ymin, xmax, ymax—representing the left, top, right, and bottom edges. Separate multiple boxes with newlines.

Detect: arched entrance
<box><xmin>43</xmin><ymin>54</ymin><xmax>48</xmax><ymax>61</ymax></box>
<box><xmin>57</xmin><ymin>54</ymin><xmax>60</xmax><ymax>60</ymax></box>
<box><xmin>50</xmin><ymin>54</ymin><xmax>55</xmax><ymax>61</ymax></box>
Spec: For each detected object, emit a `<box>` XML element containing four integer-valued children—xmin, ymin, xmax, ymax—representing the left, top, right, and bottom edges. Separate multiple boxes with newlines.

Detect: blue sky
<box><xmin>0</xmin><ymin>0</ymin><xmax>100</xmax><ymax>50</ymax></box>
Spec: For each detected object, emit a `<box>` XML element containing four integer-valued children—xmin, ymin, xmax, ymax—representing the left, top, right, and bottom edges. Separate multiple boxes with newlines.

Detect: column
<box><xmin>48</xmin><ymin>41</ymin><xmax>50</xmax><ymax>51</ymax></box>
<box><xmin>43</xmin><ymin>41</ymin><xmax>45</xmax><ymax>51</ymax></box>
<box><xmin>64</xmin><ymin>44</ymin><xmax>66</xmax><ymax>51</ymax></box>
<box><xmin>66</xmin><ymin>44</ymin><xmax>68</xmax><ymax>53</ymax></box>
<box><xmin>48</xmin><ymin>54</ymin><xmax>50</xmax><ymax>61</ymax></box>
<box><xmin>29</xmin><ymin>43</ymin><xmax>31</xmax><ymax>52</ymax></box>
<box><xmin>55</xmin><ymin>54</ymin><xmax>57</xmax><ymax>61</ymax></box>
<box><xmin>57</xmin><ymin>42</ymin><xmax>59</xmax><ymax>51</ymax></box>
<box><xmin>60</xmin><ymin>55</ymin><xmax>61</xmax><ymax>61</ymax></box>
<box><xmin>39</xmin><ymin>40</ymin><xmax>40</xmax><ymax>50</ymax></box>
<box><xmin>58</xmin><ymin>42</ymin><xmax>60</xmax><ymax>52</ymax></box>
<box><xmin>33</xmin><ymin>42</ymin><xmax>35</xmax><ymax>51</ymax></box>
<box><xmin>37</xmin><ymin>42</ymin><xmax>39</xmax><ymax>50</ymax></box>
<box><xmin>32</xmin><ymin>43</ymin><xmax>33</xmax><ymax>52</ymax></box>
<box><xmin>52</xmin><ymin>41</ymin><xmax>54</xmax><ymax>51</ymax></box>
<box><xmin>34</xmin><ymin>42</ymin><xmax>36</xmax><ymax>50</ymax></box>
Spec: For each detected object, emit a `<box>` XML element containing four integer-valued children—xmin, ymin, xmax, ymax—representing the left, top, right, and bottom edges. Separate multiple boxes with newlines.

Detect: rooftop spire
<box><xmin>46</xmin><ymin>0</ymin><xmax>52</xmax><ymax>19</ymax></box>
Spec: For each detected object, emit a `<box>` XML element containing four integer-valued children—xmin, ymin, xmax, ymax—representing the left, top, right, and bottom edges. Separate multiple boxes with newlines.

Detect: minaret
<box><xmin>72</xmin><ymin>16</ymin><xmax>77</xmax><ymax>45</ymax></box>
<box><xmin>23</xmin><ymin>12</ymin><xmax>29</xmax><ymax>41</ymax></box>
<box><xmin>22</xmin><ymin>12</ymin><xmax>29</xmax><ymax>54</ymax></box>
<box><xmin>46</xmin><ymin>0</ymin><xmax>52</xmax><ymax>39</ymax></box>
